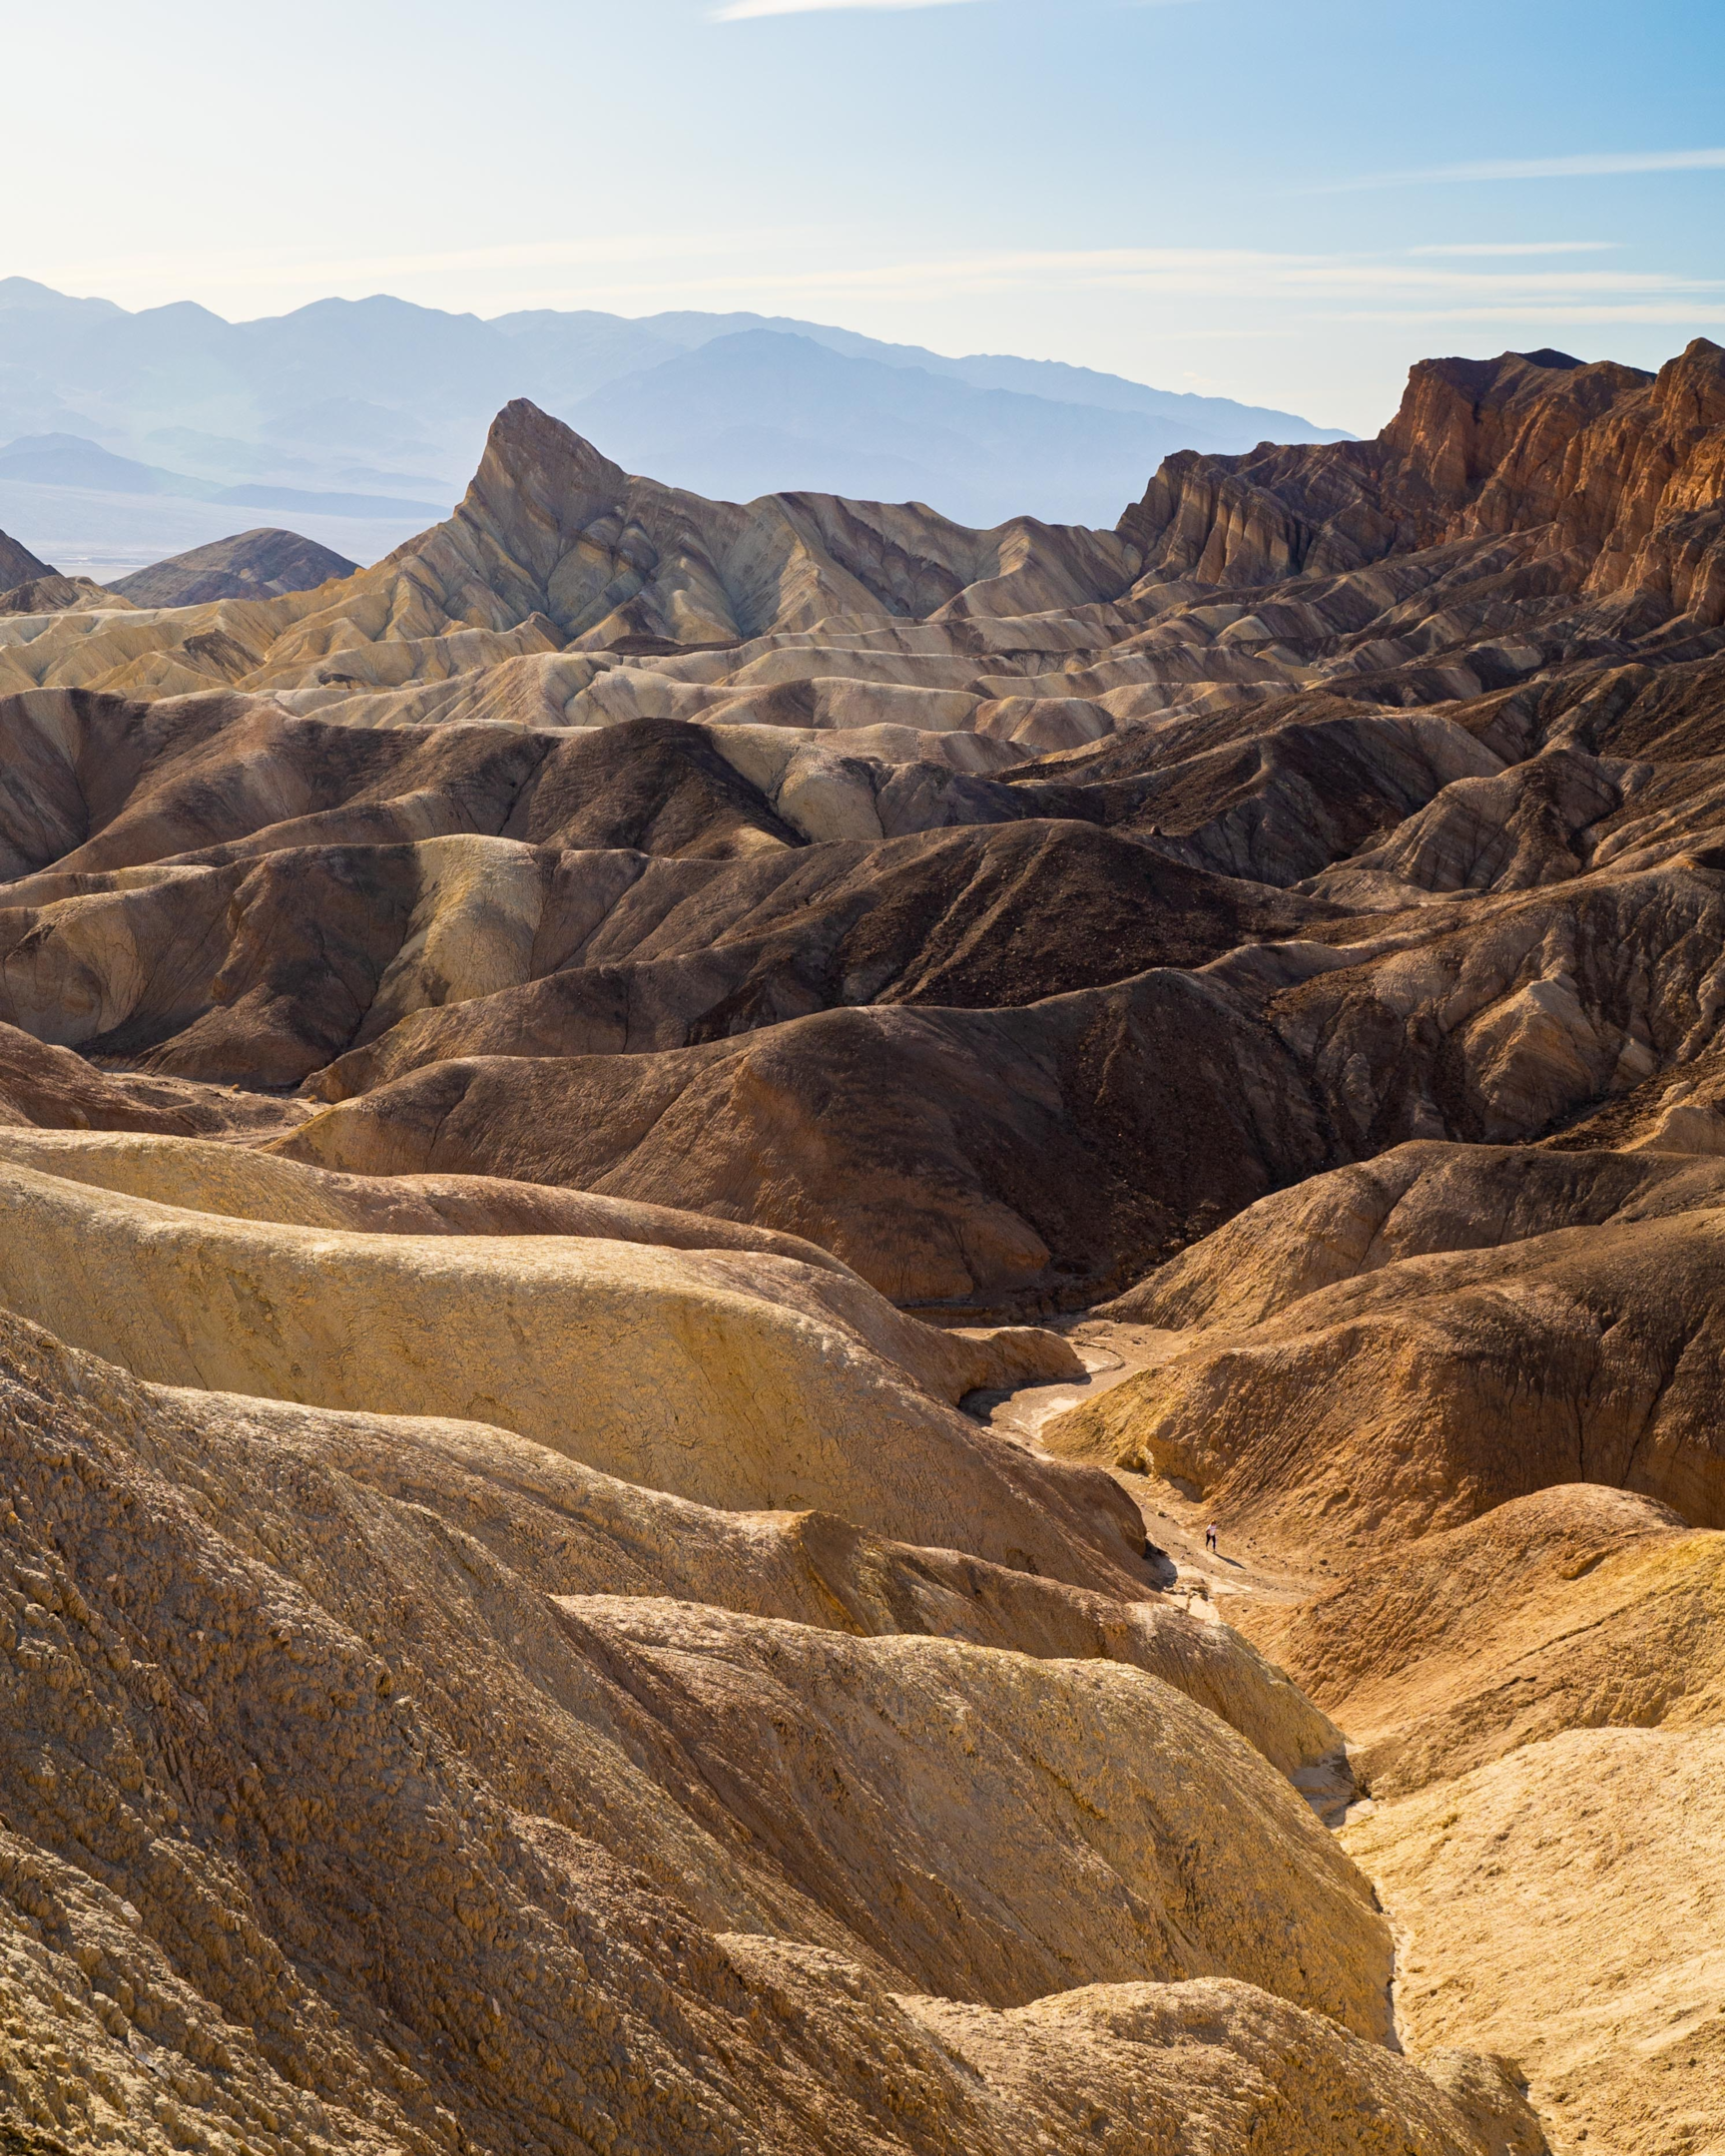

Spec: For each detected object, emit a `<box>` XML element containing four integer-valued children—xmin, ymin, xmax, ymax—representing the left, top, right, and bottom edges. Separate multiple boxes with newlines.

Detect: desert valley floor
<box><xmin>0</xmin><ymin>340</ymin><xmax>1723</xmax><ymax>2156</ymax></box>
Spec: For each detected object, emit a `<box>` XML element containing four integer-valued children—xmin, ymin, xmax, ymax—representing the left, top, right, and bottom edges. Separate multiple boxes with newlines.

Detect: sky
<box><xmin>6</xmin><ymin>0</ymin><xmax>1722</xmax><ymax>430</ymax></box>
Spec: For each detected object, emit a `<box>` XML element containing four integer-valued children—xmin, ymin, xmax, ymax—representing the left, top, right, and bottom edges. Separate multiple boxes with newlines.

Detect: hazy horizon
<box><xmin>0</xmin><ymin>286</ymin><xmax>1362</xmax><ymax>577</ymax></box>
<box><xmin>2</xmin><ymin>0</ymin><xmax>1719</xmax><ymax>435</ymax></box>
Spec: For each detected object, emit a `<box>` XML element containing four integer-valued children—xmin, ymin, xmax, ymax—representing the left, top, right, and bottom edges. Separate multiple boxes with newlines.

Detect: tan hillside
<box><xmin>0</xmin><ymin>1307</ymin><xmax>1543</xmax><ymax>2156</ymax></box>
<box><xmin>1345</xmin><ymin>1728</ymin><xmax>1725</xmax><ymax>2156</ymax></box>
<box><xmin>0</xmin><ymin>1153</ymin><xmax>1140</xmax><ymax>1583</ymax></box>
<box><xmin>1234</xmin><ymin>1484</ymin><xmax>1725</xmax><ymax>1794</ymax></box>
<box><xmin>1213</xmin><ymin>1486</ymin><xmax>1725</xmax><ymax>2156</ymax></box>
<box><xmin>1101</xmin><ymin>1139</ymin><xmax>1725</xmax><ymax>1334</ymax></box>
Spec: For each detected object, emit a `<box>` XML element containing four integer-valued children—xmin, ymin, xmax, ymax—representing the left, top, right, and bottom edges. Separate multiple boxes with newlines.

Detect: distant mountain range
<box><xmin>0</xmin><ymin>278</ymin><xmax>1352</xmax><ymax>567</ymax></box>
<box><xmin>0</xmin><ymin>434</ymin><xmax>446</xmax><ymax>521</ymax></box>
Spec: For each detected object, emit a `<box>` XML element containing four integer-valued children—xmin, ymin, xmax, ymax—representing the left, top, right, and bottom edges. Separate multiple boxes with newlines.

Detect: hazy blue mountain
<box><xmin>0</xmin><ymin>277</ymin><xmax>1352</xmax><ymax>564</ymax></box>
<box><xmin>212</xmin><ymin>480</ymin><xmax>447</xmax><ymax>518</ymax></box>
<box><xmin>0</xmin><ymin>279</ymin><xmax>122</xmax><ymax>322</ymax></box>
<box><xmin>0</xmin><ymin>435</ymin><xmax>444</xmax><ymax>520</ymax></box>
<box><xmin>570</xmin><ymin>330</ymin><xmax>1264</xmax><ymax>526</ymax></box>
<box><xmin>608</xmin><ymin>311</ymin><xmax>1348</xmax><ymax>447</ymax></box>
<box><xmin>0</xmin><ymin>433</ymin><xmax>212</xmax><ymax>498</ymax></box>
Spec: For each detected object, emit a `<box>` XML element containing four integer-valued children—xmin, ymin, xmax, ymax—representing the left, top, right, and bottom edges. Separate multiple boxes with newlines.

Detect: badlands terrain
<box><xmin>0</xmin><ymin>337</ymin><xmax>1722</xmax><ymax>2154</ymax></box>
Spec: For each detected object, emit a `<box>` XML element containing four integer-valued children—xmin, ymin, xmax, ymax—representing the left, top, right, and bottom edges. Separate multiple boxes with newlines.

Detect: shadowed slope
<box><xmin>278</xmin><ymin>970</ymin><xmax>1329</xmax><ymax>1307</ymax></box>
<box><xmin>275</xmin><ymin>841</ymin><xmax>1725</xmax><ymax>1306</ymax></box>
<box><xmin>0</xmin><ymin>802</ymin><xmax>1341</xmax><ymax>1092</ymax></box>
<box><xmin>106</xmin><ymin>528</ymin><xmax>358</xmax><ymax>607</ymax></box>
<box><xmin>0</xmin><ymin>1018</ymin><xmax>305</xmax><ymax>1138</ymax></box>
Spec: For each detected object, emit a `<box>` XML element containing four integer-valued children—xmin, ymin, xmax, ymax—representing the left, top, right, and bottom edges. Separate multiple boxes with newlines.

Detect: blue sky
<box><xmin>9</xmin><ymin>0</ymin><xmax>1722</xmax><ymax>428</ymax></box>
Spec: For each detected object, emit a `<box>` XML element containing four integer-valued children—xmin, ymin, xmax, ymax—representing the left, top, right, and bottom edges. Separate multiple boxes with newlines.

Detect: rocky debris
<box><xmin>107</xmin><ymin>528</ymin><xmax>359</xmax><ymax>608</ymax></box>
<box><xmin>907</xmin><ymin>1985</ymin><xmax>1548</xmax><ymax>2156</ymax></box>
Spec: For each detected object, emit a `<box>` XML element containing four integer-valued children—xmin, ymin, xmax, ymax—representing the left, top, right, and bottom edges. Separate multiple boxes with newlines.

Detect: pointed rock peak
<box><xmin>1651</xmin><ymin>336</ymin><xmax>1725</xmax><ymax>422</ymax></box>
<box><xmin>0</xmin><ymin>526</ymin><xmax>55</xmax><ymax>590</ymax></box>
<box><xmin>449</xmin><ymin>400</ymin><xmax>635</xmax><ymax>567</ymax></box>
<box><xmin>472</xmin><ymin>398</ymin><xmax>627</xmax><ymax>501</ymax></box>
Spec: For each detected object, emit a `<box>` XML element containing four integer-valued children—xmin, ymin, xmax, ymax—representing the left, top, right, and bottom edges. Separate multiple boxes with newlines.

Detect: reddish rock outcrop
<box><xmin>1120</xmin><ymin>340</ymin><xmax>1725</xmax><ymax>629</ymax></box>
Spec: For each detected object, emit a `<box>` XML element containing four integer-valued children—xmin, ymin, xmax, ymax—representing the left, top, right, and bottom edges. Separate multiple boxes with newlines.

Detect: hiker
<box><xmin>1205</xmin><ymin>1522</ymin><xmax>1218</xmax><ymax>1554</ymax></box>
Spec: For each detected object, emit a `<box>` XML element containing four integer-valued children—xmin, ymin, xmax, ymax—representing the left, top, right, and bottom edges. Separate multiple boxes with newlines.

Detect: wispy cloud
<box><xmin>1323</xmin><ymin>148</ymin><xmax>1725</xmax><ymax>192</ymax></box>
<box><xmin>538</xmin><ymin>246</ymin><xmax>1720</xmax><ymax>306</ymax></box>
<box><xmin>29</xmin><ymin>228</ymin><xmax>823</xmax><ymax>300</ymax></box>
<box><xmin>27</xmin><ymin>238</ymin><xmax>1723</xmax><ymax>336</ymax></box>
<box><xmin>1409</xmin><ymin>241</ymin><xmax>1619</xmax><ymax>258</ymax></box>
<box><xmin>712</xmin><ymin>0</ymin><xmax>978</xmax><ymax>20</ymax></box>
<box><xmin>1331</xmin><ymin>305</ymin><xmax>1725</xmax><ymax>327</ymax></box>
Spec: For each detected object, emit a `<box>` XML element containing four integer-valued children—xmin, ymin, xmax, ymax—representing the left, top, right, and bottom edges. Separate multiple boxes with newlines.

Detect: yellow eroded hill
<box><xmin>1236</xmin><ymin>1484</ymin><xmax>1725</xmax><ymax>1797</ymax></box>
<box><xmin>0</xmin><ymin>1305</ymin><xmax>1544</xmax><ymax>2154</ymax></box>
<box><xmin>0</xmin><ymin>1126</ymin><xmax>1080</xmax><ymax>1405</ymax></box>
<box><xmin>1346</xmin><ymin>1728</ymin><xmax>1725</xmax><ymax>2156</ymax></box>
<box><xmin>0</xmin><ymin>1153</ymin><xmax>1138</xmax><ymax>1588</ymax></box>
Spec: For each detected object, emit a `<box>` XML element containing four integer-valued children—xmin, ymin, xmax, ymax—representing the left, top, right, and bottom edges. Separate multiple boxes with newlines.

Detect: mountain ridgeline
<box><xmin>0</xmin><ymin>276</ymin><xmax>1351</xmax><ymax>542</ymax></box>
